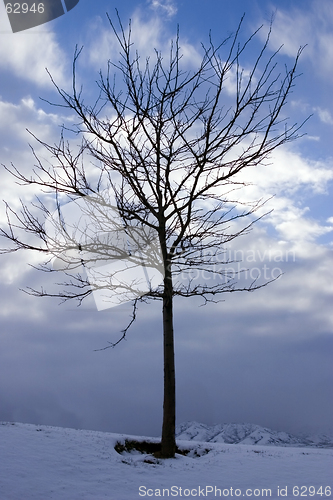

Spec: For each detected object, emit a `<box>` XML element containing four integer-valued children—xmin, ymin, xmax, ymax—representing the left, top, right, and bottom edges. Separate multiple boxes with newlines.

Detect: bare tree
<box><xmin>0</xmin><ymin>14</ymin><xmax>305</xmax><ymax>458</ymax></box>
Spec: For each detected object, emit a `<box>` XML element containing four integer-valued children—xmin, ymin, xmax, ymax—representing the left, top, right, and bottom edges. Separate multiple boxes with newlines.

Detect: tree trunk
<box><xmin>160</xmin><ymin>265</ymin><xmax>176</xmax><ymax>458</ymax></box>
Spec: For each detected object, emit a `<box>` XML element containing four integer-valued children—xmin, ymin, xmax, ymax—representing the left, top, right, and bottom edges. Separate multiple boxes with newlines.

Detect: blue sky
<box><xmin>0</xmin><ymin>0</ymin><xmax>332</xmax><ymax>437</ymax></box>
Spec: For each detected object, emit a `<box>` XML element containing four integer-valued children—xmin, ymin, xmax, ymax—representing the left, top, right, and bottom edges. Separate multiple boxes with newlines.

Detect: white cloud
<box><xmin>225</xmin><ymin>143</ymin><xmax>333</xmax><ymax>259</ymax></box>
<box><xmin>0</xmin><ymin>13</ymin><xmax>69</xmax><ymax>88</ymax></box>
<box><xmin>272</xmin><ymin>213</ymin><xmax>332</xmax><ymax>256</ymax></box>
<box><xmin>314</xmin><ymin>107</ymin><xmax>333</xmax><ymax>126</ymax></box>
<box><xmin>86</xmin><ymin>9</ymin><xmax>258</xmax><ymax>98</ymax></box>
<box><xmin>86</xmin><ymin>10</ymin><xmax>202</xmax><ymax>72</ymax></box>
<box><xmin>292</xmin><ymin>101</ymin><xmax>333</xmax><ymax>127</ymax></box>
<box><xmin>196</xmin><ymin>221</ymin><xmax>333</xmax><ymax>338</ymax></box>
<box><xmin>260</xmin><ymin>0</ymin><xmax>333</xmax><ymax>78</ymax></box>
<box><xmin>0</xmin><ymin>97</ymin><xmax>60</xmax><ymax>144</ymax></box>
<box><xmin>0</xmin><ymin>96</ymin><xmax>75</xmax><ymax>222</ymax></box>
<box><xmin>261</xmin><ymin>147</ymin><xmax>333</xmax><ymax>195</ymax></box>
<box><xmin>148</xmin><ymin>0</ymin><xmax>177</xmax><ymax>17</ymax></box>
<box><xmin>233</xmin><ymin>144</ymin><xmax>333</xmax><ymax>211</ymax></box>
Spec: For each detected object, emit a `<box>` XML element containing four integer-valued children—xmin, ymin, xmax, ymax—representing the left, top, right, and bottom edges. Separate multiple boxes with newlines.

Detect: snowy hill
<box><xmin>1</xmin><ymin>421</ymin><xmax>332</xmax><ymax>499</ymax></box>
<box><xmin>176</xmin><ymin>421</ymin><xmax>333</xmax><ymax>448</ymax></box>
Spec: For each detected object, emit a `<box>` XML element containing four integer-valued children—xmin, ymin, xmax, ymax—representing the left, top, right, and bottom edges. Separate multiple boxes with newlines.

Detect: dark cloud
<box><xmin>0</xmin><ymin>263</ymin><xmax>332</xmax><ymax>438</ymax></box>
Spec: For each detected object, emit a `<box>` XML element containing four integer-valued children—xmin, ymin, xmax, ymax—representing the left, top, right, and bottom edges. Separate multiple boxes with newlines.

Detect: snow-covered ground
<box><xmin>1</xmin><ymin>422</ymin><xmax>332</xmax><ymax>500</ymax></box>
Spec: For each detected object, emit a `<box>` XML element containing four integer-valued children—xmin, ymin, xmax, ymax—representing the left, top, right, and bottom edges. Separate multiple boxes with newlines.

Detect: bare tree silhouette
<box><xmin>0</xmin><ymin>14</ymin><xmax>306</xmax><ymax>457</ymax></box>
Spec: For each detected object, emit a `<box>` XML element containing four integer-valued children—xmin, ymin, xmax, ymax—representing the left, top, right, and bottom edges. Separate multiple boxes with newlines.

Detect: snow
<box><xmin>1</xmin><ymin>422</ymin><xmax>332</xmax><ymax>499</ymax></box>
<box><xmin>176</xmin><ymin>422</ymin><xmax>333</xmax><ymax>448</ymax></box>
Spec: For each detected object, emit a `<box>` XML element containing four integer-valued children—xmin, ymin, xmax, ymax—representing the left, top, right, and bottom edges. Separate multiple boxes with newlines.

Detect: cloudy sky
<box><xmin>0</xmin><ymin>0</ymin><xmax>332</xmax><ymax>439</ymax></box>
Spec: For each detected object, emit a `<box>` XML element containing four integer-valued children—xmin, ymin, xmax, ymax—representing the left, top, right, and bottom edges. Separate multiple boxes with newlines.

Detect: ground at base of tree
<box><xmin>1</xmin><ymin>421</ymin><xmax>332</xmax><ymax>500</ymax></box>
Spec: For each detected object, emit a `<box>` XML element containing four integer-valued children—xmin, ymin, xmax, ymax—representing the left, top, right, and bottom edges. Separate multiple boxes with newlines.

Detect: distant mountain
<box><xmin>176</xmin><ymin>421</ymin><xmax>333</xmax><ymax>448</ymax></box>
